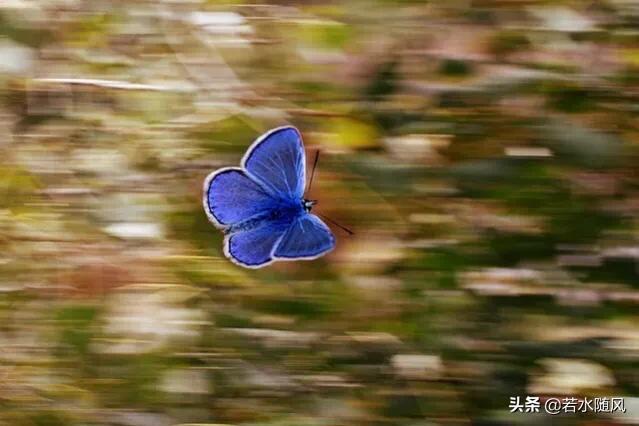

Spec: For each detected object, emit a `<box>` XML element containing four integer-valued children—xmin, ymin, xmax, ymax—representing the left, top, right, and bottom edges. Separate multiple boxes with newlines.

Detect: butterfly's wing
<box><xmin>242</xmin><ymin>126</ymin><xmax>306</xmax><ymax>199</ymax></box>
<box><xmin>226</xmin><ymin>214</ymin><xmax>335</xmax><ymax>268</ymax></box>
<box><xmin>205</xmin><ymin>167</ymin><xmax>290</xmax><ymax>268</ymax></box>
<box><xmin>273</xmin><ymin>214</ymin><xmax>335</xmax><ymax>260</ymax></box>
<box><xmin>203</xmin><ymin>168</ymin><xmax>278</xmax><ymax>229</ymax></box>
<box><xmin>224</xmin><ymin>220</ymin><xmax>290</xmax><ymax>268</ymax></box>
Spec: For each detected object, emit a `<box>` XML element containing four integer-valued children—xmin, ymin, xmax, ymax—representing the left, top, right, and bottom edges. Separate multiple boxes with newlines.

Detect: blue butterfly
<box><xmin>203</xmin><ymin>126</ymin><xmax>336</xmax><ymax>268</ymax></box>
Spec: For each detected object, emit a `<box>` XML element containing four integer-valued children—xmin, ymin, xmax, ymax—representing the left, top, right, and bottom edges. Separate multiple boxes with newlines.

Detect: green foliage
<box><xmin>298</xmin><ymin>21</ymin><xmax>352</xmax><ymax>50</ymax></box>
<box><xmin>0</xmin><ymin>12</ymin><xmax>51</xmax><ymax>47</ymax></box>
<box><xmin>544</xmin><ymin>83</ymin><xmax>598</xmax><ymax>113</ymax></box>
<box><xmin>365</xmin><ymin>59</ymin><xmax>399</xmax><ymax>100</ymax></box>
<box><xmin>439</xmin><ymin>59</ymin><xmax>473</xmax><ymax>76</ymax></box>
<box><xmin>489</xmin><ymin>31</ymin><xmax>530</xmax><ymax>57</ymax></box>
<box><xmin>55</xmin><ymin>305</ymin><xmax>99</xmax><ymax>357</ymax></box>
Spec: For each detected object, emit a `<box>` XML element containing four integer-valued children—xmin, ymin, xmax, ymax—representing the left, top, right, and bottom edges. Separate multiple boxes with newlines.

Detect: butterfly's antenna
<box><xmin>306</xmin><ymin>151</ymin><xmax>352</xmax><ymax>235</ymax></box>
<box><xmin>317</xmin><ymin>213</ymin><xmax>354</xmax><ymax>236</ymax></box>
<box><xmin>307</xmin><ymin>150</ymin><xmax>320</xmax><ymax>193</ymax></box>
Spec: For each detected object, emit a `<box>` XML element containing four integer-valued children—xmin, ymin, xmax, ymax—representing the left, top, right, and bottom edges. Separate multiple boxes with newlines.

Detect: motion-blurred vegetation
<box><xmin>0</xmin><ymin>1</ymin><xmax>638</xmax><ymax>425</ymax></box>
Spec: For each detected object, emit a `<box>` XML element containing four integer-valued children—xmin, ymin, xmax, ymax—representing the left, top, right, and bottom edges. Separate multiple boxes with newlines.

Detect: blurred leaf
<box><xmin>364</xmin><ymin>59</ymin><xmax>399</xmax><ymax>100</ymax></box>
<box><xmin>297</xmin><ymin>21</ymin><xmax>351</xmax><ymax>50</ymax></box>
<box><xmin>544</xmin><ymin>83</ymin><xmax>598</xmax><ymax>113</ymax></box>
<box><xmin>542</xmin><ymin>120</ymin><xmax>622</xmax><ymax>168</ymax></box>
<box><xmin>489</xmin><ymin>31</ymin><xmax>530</xmax><ymax>57</ymax></box>
<box><xmin>0</xmin><ymin>12</ymin><xmax>51</xmax><ymax>47</ymax></box>
<box><xmin>0</xmin><ymin>166</ymin><xmax>39</xmax><ymax>211</ymax></box>
<box><xmin>439</xmin><ymin>59</ymin><xmax>473</xmax><ymax>77</ymax></box>
<box><xmin>325</xmin><ymin>117</ymin><xmax>379</xmax><ymax>149</ymax></box>
<box><xmin>55</xmin><ymin>305</ymin><xmax>98</xmax><ymax>356</ymax></box>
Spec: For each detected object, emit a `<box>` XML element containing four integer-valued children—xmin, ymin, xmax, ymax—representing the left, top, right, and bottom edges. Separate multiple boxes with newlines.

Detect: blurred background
<box><xmin>1</xmin><ymin>0</ymin><xmax>639</xmax><ymax>425</ymax></box>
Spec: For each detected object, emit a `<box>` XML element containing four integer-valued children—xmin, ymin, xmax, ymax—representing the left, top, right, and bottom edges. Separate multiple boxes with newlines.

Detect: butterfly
<box><xmin>203</xmin><ymin>126</ymin><xmax>336</xmax><ymax>268</ymax></box>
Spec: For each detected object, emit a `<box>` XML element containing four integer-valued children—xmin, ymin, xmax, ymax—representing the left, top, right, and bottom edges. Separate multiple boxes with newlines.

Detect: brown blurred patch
<box><xmin>55</xmin><ymin>262</ymin><xmax>132</xmax><ymax>298</ymax></box>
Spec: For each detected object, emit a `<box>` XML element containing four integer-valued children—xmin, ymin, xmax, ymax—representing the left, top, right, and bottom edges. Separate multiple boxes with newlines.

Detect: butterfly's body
<box><xmin>203</xmin><ymin>126</ymin><xmax>335</xmax><ymax>268</ymax></box>
<box><xmin>225</xmin><ymin>198</ymin><xmax>304</xmax><ymax>235</ymax></box>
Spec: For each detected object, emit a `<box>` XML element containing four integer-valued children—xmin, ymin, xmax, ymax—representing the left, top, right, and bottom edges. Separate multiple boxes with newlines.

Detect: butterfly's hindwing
<box><xmin>225</xmin><ymin>220</ymin><xmax>290</xmax><ymax>268</ymax></box>
<box><xmin>274</xmin><ymin>214</ymin><xmax>335</xmax><ymax>260</ymax></box>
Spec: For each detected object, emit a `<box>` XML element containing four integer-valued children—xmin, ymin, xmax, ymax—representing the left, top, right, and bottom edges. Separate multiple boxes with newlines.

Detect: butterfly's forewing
<box><xmin>242</xmin><ymin>127</ymin><xmax>306</xmax><ymax>199</ymax></box>
<box><xmin>273</xmin><ymin>214</ymin><xmax>335</xmax><ymax>260</ymax></box>
<box><xmin>204</xmin><ymin>168</ymin><xmax>278</xmax><ymax>228</ymax></box>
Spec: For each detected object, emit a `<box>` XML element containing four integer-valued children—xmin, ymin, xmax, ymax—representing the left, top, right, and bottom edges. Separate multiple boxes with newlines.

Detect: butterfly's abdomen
<box><xmin>225</xmin><ymin>216</ymin><xmax>263</xmax><ymax>234</ymax></box>
<box><xmin>225</xmin><ymin>202</ymin><xmax>302</xmax><ymax>235</ymax></box>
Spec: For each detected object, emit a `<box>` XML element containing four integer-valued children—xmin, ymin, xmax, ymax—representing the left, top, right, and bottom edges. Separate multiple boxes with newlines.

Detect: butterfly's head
<box><xmin>303</xmin><ymin>199</ymin><xmax>317</xmax><ymax>212</ymax></box>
